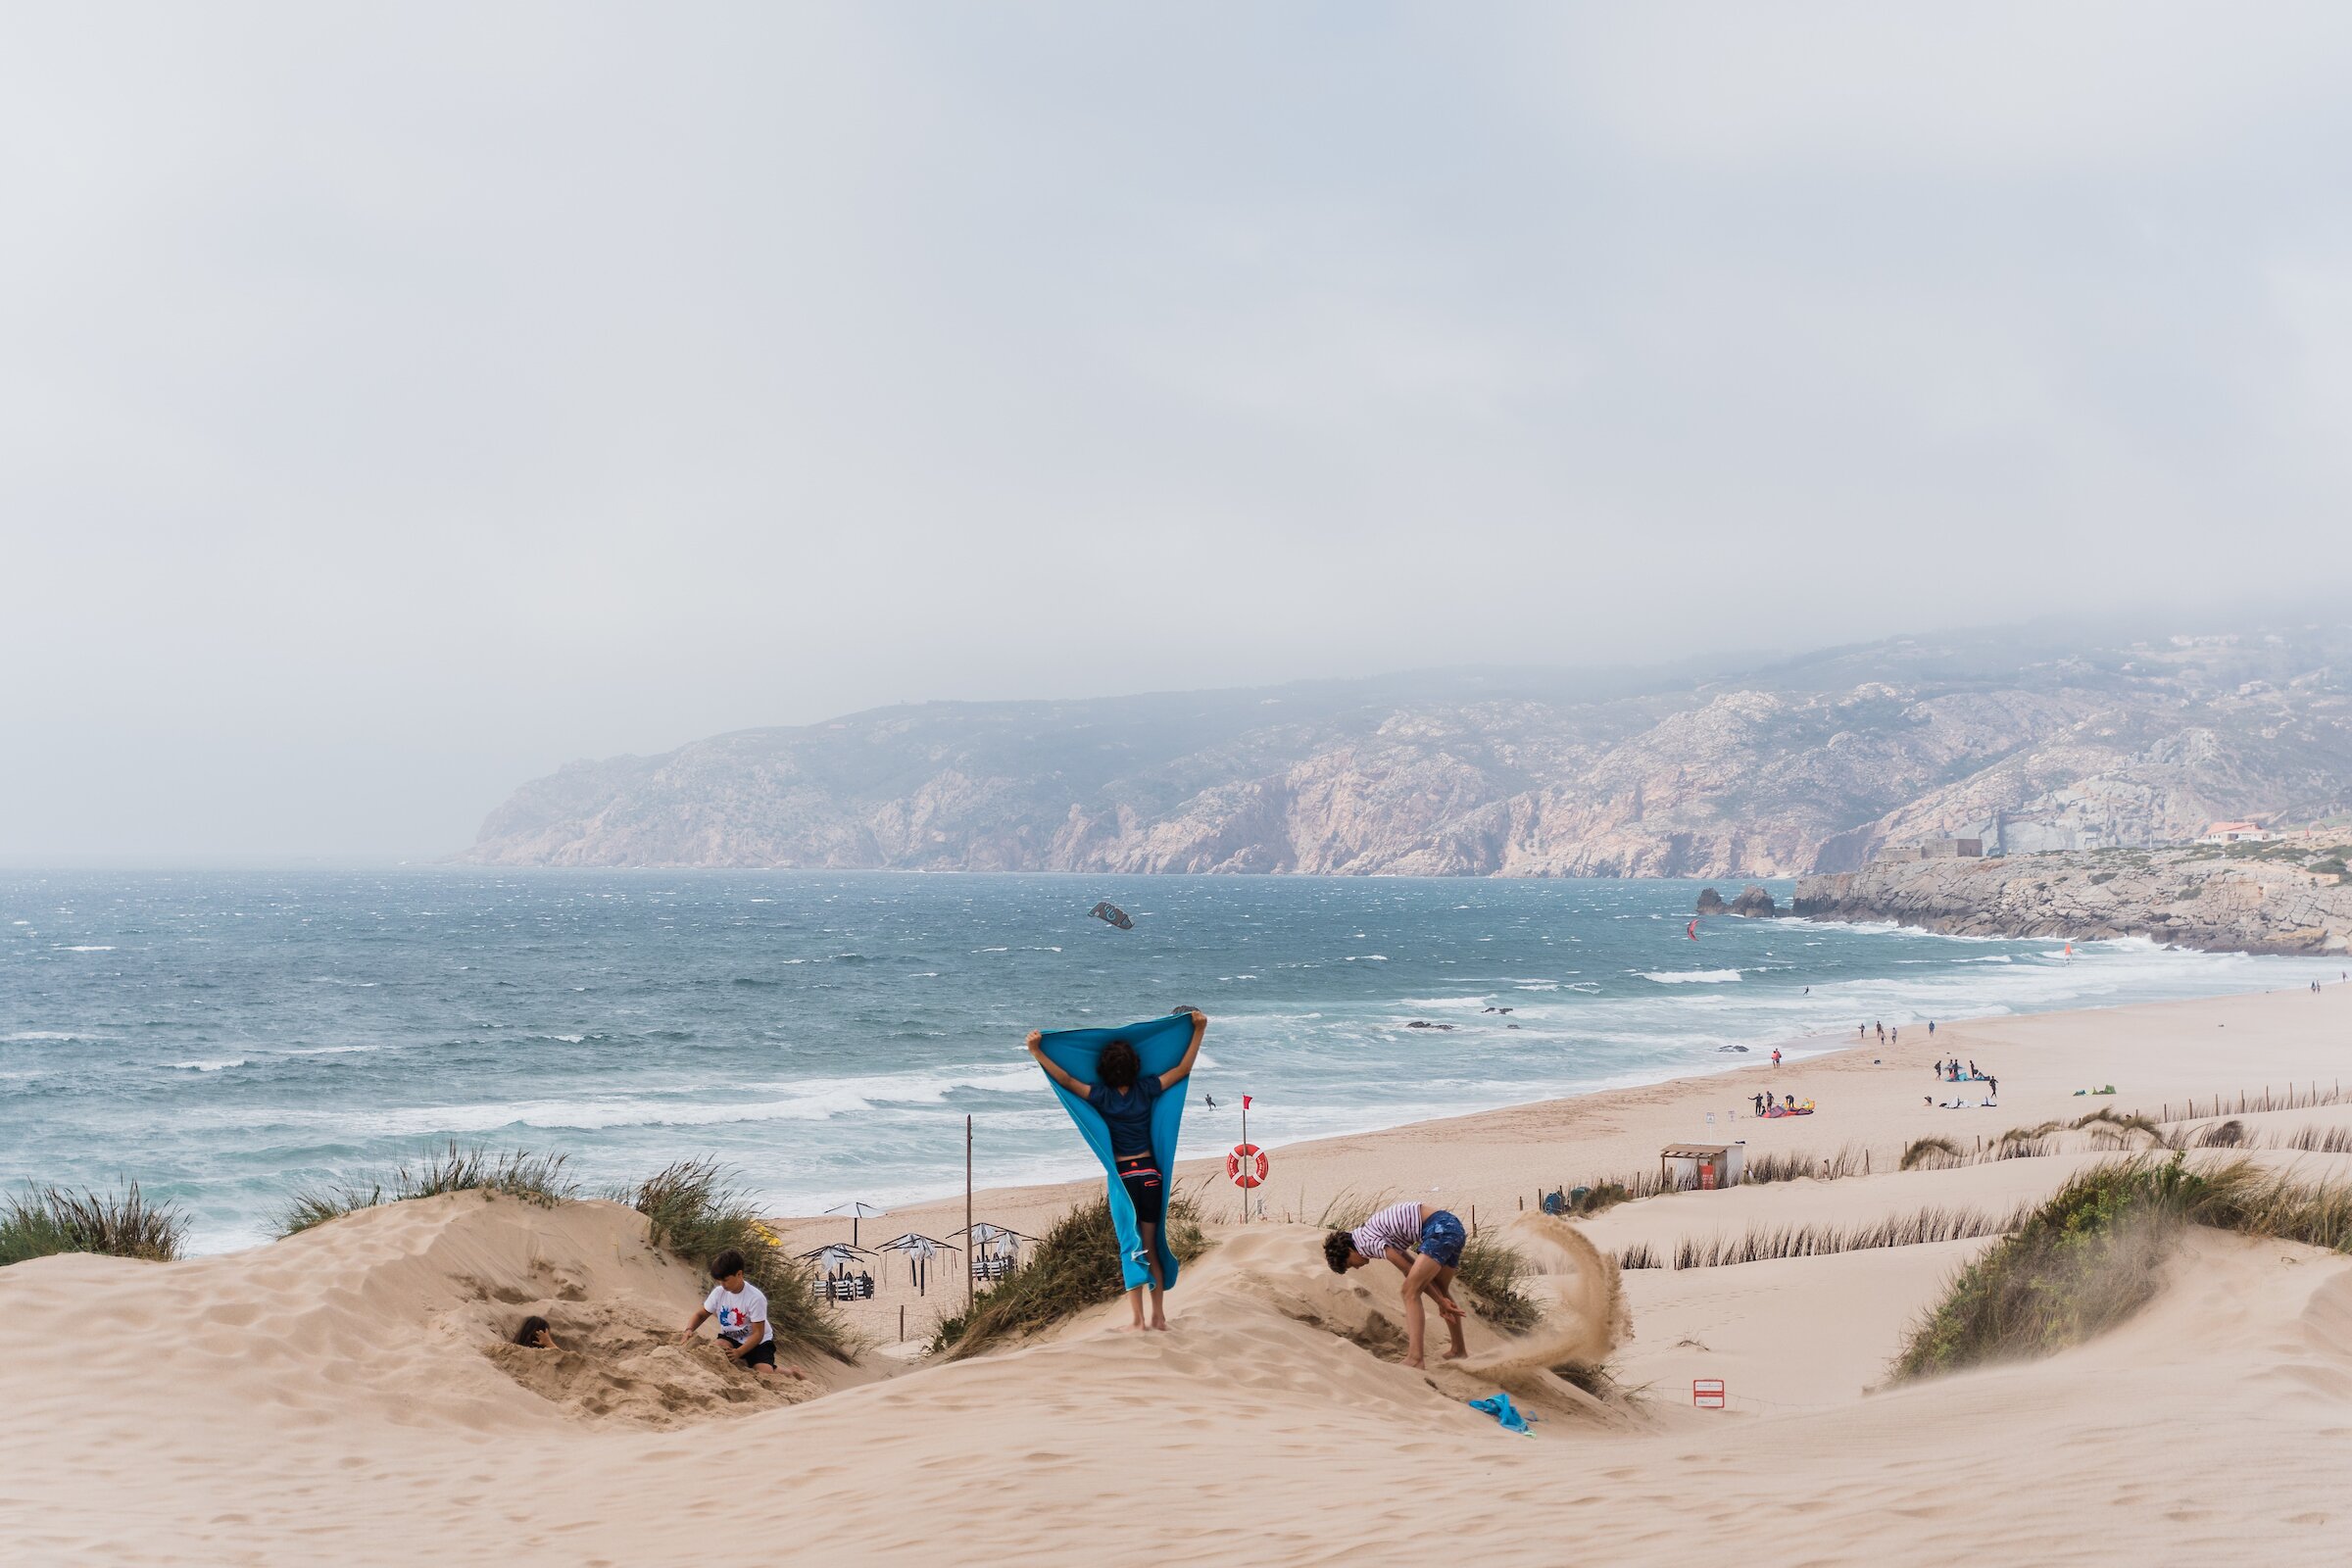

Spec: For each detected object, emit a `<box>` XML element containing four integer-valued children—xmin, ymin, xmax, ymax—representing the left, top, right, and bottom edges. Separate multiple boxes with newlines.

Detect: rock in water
<box><xmin>1729</xmin><ymin>884</ymin><xmax>1779</xmax><ymax>917</ymax></box>
<box><xmin>1695</xmin><ymin>887</ymin><xmax>1726</xmax><ymax>914</ymax></box>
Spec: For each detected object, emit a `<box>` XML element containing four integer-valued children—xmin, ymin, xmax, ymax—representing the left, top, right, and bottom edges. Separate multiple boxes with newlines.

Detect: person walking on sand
<box><xmin>1771</xmin><ymin>1047</ymin><xmax>1783</xmax><ymax>1068</ymax></box>
<box><xmin>1025</xmin><ymin>1008</ymin><xmax>1207</xmax><ymax>1333</ymax></box>
<box><xmin>1324</xmin><ymin>1200</ymin><xmax>1469</xmax><ymax>1369</ymax></box>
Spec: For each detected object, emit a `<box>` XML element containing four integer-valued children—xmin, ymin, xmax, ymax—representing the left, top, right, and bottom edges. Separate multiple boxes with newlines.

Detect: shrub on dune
<box><xmin>621</xmin><ymin>1157</ymin><xmax>850</xmax><ymax>1362</ymax></box>
<box><xmin>1893</xmin><ymin>1154</ymin><xmax>2352</xmax><ymax>1382</ymax></box>
<box><xmin>1454</xmin><ymin>1237</ymin><xmax>1541</xmax><ymax>1331</ymax></box>
<box><xmin>1</xmin><ymin>1183</ymin><xmax>186</xmax><ymax>1265</ymax></box>
<box><xmin>1900</xmin><ymin>1136</ymin><xmax>1964</xmax><ymax>1171</ymax></box>
<box><xmin>929</xmin><ymin>1191</ymin><xmax>1208</xmax><ymax>1360</ymax></box>
<box><xmin>276</xmin><ymin>1143</ymin><xmax>577</xmax><ymax>1237</ymax></box>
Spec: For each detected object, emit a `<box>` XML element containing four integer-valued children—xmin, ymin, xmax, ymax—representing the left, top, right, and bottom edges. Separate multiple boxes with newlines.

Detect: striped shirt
<box><xmin>1351</xmin><ymin>1200</ymin><xmax>1424</xmax><ymax>1262</ymax></box>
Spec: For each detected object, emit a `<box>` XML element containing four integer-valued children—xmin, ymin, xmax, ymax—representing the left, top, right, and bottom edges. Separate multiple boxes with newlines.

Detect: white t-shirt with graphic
<box><xmin>705</xmin><ymin>1281</ymin><xmax>770</xmax><ymax>1346</ymax></box>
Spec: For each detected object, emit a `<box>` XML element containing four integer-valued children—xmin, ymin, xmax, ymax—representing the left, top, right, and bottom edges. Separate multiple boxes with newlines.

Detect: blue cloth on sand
<box><xmin>1467</xmin><ymin>1392</ymin><xmax>1532</xmax><ymax>1435</ymax></box>
<box><xmin>1039</xmin><ymin>1013</ymin><xmax>1195</xmax><ymax>1293</ymax></box>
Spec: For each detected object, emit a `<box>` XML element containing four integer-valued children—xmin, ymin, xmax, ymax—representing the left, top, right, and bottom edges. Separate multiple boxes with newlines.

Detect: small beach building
<box><xmin>1660</xmin><ymin>1142</ymin><xmax>1745</xmax><ymax>1190</ymax></box>
<box><xmin>2198</xmin><ymin>821</ymin><xmax>2274</xmax><ymax>845</ymax></box>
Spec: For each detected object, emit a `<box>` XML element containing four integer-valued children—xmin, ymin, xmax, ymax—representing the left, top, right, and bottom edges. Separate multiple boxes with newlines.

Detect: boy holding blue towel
<box><xmin>1025</xmin><ymin>1006</ymin><xmax>1207</xmax><ymax>1332</ymax></box>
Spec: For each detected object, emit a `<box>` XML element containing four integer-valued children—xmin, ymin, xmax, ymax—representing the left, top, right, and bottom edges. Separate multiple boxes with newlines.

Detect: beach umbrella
<box><xmin>797</xmin><ymin>1242</ymin><xmax>876</xmax><ymax>1270</ymax></box>
<box><xmin>876</xmin><ymin>1232</ymin><xmax>960</xmax><ymax>1294</ymax></box>
<box><xmin>827</xmin><ymin>1200</ymin><xmax>886</xmax><ymax>1248</ymax></box>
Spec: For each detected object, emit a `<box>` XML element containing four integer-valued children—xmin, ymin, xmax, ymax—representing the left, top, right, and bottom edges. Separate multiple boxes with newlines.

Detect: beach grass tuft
<box><xmin>1891</xmin><ymin>1153</ymin><xmax>2352</xmax><ymax>1381</ymax></box>
<box><xmin>1454</xmin><ymin>1237</ymin><xmax>1542</xmax><ymax>1331</ymax></box>
<box><xmin>929</xmin><ymin>1192</ymin><xmax>1207</xmax><ymax>1360</ymax></box>
<box><xmin>1313</xmin><ymin>1188</ymin><xmax>1393</xmax><ymax>1230</ymax></box>
<box><xmin>620</xmin><ymin>1157</ymin><xmax>849</xmax><ymax>1361</ymax></box>
<box><xmin>1</xmin><ymin>1183</ymin><xmax>186</xmax><ymax>1266</ymax></box>
<box><xmin>276</xmin><ymin>1144</ymin><xmax>577</xmax><ymax>1237</ymax></box>
<box><xmin>1741</xmin><ymin>1144</ymin><xmax>1871</xmax><ymax>1185</ymax></box>
<box><xmin>1621</xmin><ymin>1202</ymin><xmax>2027</xmax><ymax>1272</ymax></box>
<box><xmin>1900</xmin><ymin>1135</ymin><xmax>1965</xmax><ymax>1171</ymax></box>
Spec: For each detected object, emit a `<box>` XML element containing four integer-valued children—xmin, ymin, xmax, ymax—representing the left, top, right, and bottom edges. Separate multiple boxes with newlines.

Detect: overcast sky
<box><xmin>6</xmin><ymin>3</ymin><xmax>2351</xmax><ymax>861</ymax></box>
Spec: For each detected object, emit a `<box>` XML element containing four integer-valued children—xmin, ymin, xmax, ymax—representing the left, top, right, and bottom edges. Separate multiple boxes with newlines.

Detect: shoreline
<box><xmin>774</xmin><ymin>980</ymin><xmax>2352</xmax><ymax>1333</ymax></box>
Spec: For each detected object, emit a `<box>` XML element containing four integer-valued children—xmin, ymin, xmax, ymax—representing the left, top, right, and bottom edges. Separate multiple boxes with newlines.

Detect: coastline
<box><xmin>774</xmin><ymin>979</ymin><xmax>2352</xmax><ymax>1337</ymax></box>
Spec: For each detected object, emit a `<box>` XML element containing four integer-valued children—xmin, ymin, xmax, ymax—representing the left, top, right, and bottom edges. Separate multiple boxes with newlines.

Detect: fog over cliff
<box><xmin>466</xmin><ymin>623</ymin><xmax>2352</xmax><ymax>878</ymax></box>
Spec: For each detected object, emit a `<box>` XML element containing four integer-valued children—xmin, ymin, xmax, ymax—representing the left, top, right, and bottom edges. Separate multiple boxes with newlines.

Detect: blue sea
<box><xmin>4</xmin><ymin>870</ymin><xmax>2338</xmax><ymax>1252</ymax></box>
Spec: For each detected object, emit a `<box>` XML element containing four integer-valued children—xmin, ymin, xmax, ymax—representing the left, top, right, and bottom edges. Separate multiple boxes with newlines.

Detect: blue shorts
<box><xmin>1418</xmin><ymin>1209</ymin><xmax>1466</xmax><ymax>1269</ymax></box>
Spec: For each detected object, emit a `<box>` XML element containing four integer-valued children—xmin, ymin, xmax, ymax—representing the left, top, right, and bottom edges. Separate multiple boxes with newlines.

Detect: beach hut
<box><xmin>1659</xmin><ymin>1141</ymin><xmax>1745</xmax><ymax>1191</ymax></box>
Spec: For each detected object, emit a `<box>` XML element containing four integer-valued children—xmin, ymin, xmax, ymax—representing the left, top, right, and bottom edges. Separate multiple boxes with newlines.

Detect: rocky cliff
<box><xmin>1791</xmin><ymin>842</ymin><xmax>2352</xmax><ymax>956</ymax></box>
<box><xmin>465</xmin><ymin>623</ymin><xmax>2352</xmax><ymax>877</ymax></box>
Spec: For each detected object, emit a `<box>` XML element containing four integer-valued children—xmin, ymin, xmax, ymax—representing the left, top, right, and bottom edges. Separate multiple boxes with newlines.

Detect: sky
<box><xmin>6</xmin><ymin>3</ymin><xmax>2352</xmax><ymax>862</ymax></box>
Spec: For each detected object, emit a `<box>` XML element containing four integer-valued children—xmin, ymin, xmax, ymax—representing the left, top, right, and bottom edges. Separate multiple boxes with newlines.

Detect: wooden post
<box><xmin>899</xmin><ymin>1304</ymin><xmax>905</xmax><ymax>1343</ymax></box>
<box><xmin>965</xmin><ymin>1113</ymin><xmax>974</xmax><ymax>1313</ymax></box>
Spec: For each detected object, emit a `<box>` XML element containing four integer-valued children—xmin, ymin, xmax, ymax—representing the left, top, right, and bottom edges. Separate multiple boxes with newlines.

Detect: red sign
<box><xmin>1692</xmin><ymin>1379</ymin><xmax>1726</xmax><ymax>1409</ymax></box>
<box><xmin>1226</xmin><ymin>1143</ymin><xmax>1269</xmax><ymax>1189</ymax></box>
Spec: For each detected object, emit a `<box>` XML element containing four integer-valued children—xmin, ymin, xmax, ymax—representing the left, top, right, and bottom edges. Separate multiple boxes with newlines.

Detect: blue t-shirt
<box><xmin>1087</xmin><ymin>1074</ymin><xmax>1164</xmax><ymax>1158</ymax></box>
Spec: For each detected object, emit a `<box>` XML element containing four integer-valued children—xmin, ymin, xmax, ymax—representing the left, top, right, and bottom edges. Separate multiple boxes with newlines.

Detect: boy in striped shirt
<box><xmin>1323</xmin><ymin>1200</ymin><xmax>1469</xmax><ymax>1368</ymax></box>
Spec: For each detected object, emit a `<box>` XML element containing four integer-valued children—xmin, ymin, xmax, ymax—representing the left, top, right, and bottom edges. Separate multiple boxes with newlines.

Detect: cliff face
<box><xmin>1791</xmin><ymin>844</ymin><xmax>2352</xmax><ymax>956</ymax></box>
<box><xmin>464</xmin><ymin>625</ymin><xmax>2352</xmax><ymax>876</ymax></box>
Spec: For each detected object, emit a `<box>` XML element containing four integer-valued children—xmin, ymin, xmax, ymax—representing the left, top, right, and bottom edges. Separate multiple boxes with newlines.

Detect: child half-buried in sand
<box><xmin>1024</xmin><ymin>1007</ymin><xmax>1207</xmax><ymax>1333</ymax></box>
<box><xmin>1324</xmin><ymin>1200</ymin><xmax>1470</xmax><ymax>1369</ymax></box>
<box><xmin>679</xmin><ymin>1250</ymin><xmax>806</xmax><ymax>1381</ymax></box>
<box><xmin>514</xmin><ymin>1315</ymin><xmax>561</xmax><ymax>1350</ymax></box>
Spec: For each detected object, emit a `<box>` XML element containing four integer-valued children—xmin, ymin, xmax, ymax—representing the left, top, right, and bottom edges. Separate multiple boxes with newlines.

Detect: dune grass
<box><xmin>2278</xmin><ymin>1125</ymin><xmax>2352</xmax><ymax>1154</ymax></box>
<box><xmin>1313</xmin><ymin>1187</ymin><xmax>1393</xmax><ymax>1230</ymax></box>
<box><xmin>1616</xmin><ymin>1201</ymin><xmax>2028</xmax><ymax>1272</ymax></box>
<box><xmin>1455</xmin><ymin>1237</ymin><xmax>1541</xmax><ymax>1331</ymax></box>
<box><xmin>0</xmin><ymin>1183</ymin><xmax>186</xmax><ymax>1266</ymax></box>
<box><xmin>620</xmin><ymin>1157</ymin><xmax>849</xmax><ymax>1361</ymax></box>
<box><xmin>1740</xmin><ymin>1144</ymin><xmax>1872</xmax><ymax>1185</ymax></box>
<box><xmin>1900</xmin><ymin>1135</ymin><xmax>1965</xmax><ymax>1171</ymax></box>
<box><xmin>930</xmin><ymin>1191</ymin><xmax>1208</xmax><ymax>1360</ymax></box>
<box><xmin>1893</xmin><ymin>1153</ymin><xmax>2352</xmax><ymax>1381</ymax></box>
<box><xmin>276</xmin><ymin>1144</ymin><xmax>577</xmax><ymax>1236</ymax></box>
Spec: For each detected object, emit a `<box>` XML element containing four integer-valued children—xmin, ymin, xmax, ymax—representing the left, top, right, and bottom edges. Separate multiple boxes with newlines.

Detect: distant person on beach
<box><xmin>1929</xmin><ymin>1019</ymin><xmax>1936</xmax><ymax>1036</ymax></box>
<box><xmin>1771</xmin><ymin>1047</ymin><xmax>1783</xmax><ymax>1067</ymax></box>
<box><xmin>1025</xmin><ymin>1007</ymin><xmax>1207</xmax><ymax>1333</ymax></box>
<box><xmin>1324</xmin><ymin>1200</ymin><xmax>1469</xmax><ymax>1369</ymax></box>
<box><xmin>680</xmin><ymin>1250</ymin><xmax>805</xmax><ymax>1381</ymax></box>
<box><xmin>514</xmin><ymin>1315</ymin><xmax>560</xmax><ymax>1350</ymax></box>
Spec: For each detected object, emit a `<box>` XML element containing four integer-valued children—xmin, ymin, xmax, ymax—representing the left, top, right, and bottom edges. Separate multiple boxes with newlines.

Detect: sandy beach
<box><xmin>7</xmin><ymin>982</ymin><xmax>2351</xmax><ymax>1566</ymax></box>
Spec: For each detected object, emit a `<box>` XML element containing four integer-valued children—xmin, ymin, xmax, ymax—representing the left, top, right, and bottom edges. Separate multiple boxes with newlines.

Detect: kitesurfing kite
<box><xmin>1687</xmin><ymin>919</ymin><xmax>1699</xmax><ymax>940</ymax></box>
<box><xmin>1090</xmin><ymin>901</ymin><xmax>1134</xmax><ymax>931</ymax></box>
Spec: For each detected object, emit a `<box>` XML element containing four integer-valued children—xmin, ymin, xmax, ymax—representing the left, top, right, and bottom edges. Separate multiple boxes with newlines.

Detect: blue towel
<box><xmin>1467</xmin><ymin>1392</ymin><xmax>1532</xmax><ymax>1435</ymax></box>
<box><xmin>1038</xmin><ymin>1012</ymin><xmax>1196</xmax><ymax>1293</ymax></box>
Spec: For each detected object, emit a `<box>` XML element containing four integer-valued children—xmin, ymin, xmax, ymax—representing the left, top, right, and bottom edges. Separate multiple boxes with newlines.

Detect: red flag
<box><xmin>1242</xmin><ymin>1095</ymin><xmax>1252</xmax><ymax>1110</ymax></box>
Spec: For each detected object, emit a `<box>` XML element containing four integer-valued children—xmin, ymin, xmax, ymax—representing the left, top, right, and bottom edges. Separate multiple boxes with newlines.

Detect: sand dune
<box><xmin>7</xmin><ymin>985</ymin><xmax>2352</xmax><ymax>1564</ymax></box>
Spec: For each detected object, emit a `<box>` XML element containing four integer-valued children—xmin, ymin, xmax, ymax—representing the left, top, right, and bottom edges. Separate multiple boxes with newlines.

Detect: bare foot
<box><xmin>1403</xmin><ymin>1355</ymin><xmax>1425</xmax><ymax>1370</ymax></box>
<box><xmin>1150</xmin><ymin>1319</ymin><xmax>1170</xmax><ymax>1332</ymax></box>
<box><xmin>1442</xmin><ymin>1348</ymin><xmax>1468</xmax><ymax>1361</ymax></box>
<box><xmin>1112</xmin><ymin>1322</ymin><xmax>1147</xmax><ymax>1334</ymax></box>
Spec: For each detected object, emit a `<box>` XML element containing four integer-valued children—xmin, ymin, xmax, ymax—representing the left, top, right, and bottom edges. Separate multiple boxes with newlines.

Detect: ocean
<box><xmin>4</xmin><ymin>869</ymin><xmax>2338</xmax><ymax>1252</ymax></box>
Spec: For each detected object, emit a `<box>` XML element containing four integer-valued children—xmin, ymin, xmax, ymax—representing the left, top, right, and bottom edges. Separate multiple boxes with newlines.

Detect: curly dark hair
<box><xmin>514</xmin><ymin>1314</ymin><xmax>553</xmax><ymax>1347</ymax></box>
<box><xmin>1323</xmin><ymin>1230</ymin><xmax>1357</xmax><ymax>1273</ymax></box>
<box><xmin>1098</xmin><ymin>1039</ymin><xmax>1140</xmax><ymax>1090</ymax></box>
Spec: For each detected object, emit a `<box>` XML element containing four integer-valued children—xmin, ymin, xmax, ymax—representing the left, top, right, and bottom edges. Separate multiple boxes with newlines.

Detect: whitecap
<box><xmin>1640</xmin><ymin>968</ymin><xmax>1744</xmax><ymax>984</ymax></box>
<box><xmin>170</xmin><ymin>1057</ymin><xmax>247</xmax><ymax>1072</ymax></box>
<box><xmin>56</xmin><ymin>945</ymin><xmax>115</xmax><ymax>953</ymax></box>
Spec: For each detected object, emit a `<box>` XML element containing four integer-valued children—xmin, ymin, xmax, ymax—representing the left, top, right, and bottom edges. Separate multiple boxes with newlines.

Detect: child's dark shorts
<box><xmin>1417</xmin><ymin>1209</ymin><xmax>1467</xmax><ymax>1269</ymax></box>
<box><xmin>1115</xmin><ymin>1151</ymin><xmax>1166</xmax><ymax>1227</ymax></box>
<box><xmin>727</xmin><ymin>1337</ymin><xmax>778</xmax><ymax>1369</ymax></box>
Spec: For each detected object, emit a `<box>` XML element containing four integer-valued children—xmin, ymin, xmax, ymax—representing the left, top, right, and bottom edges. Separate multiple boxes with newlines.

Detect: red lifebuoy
<box><xmin>1227</xmin><ymin>1143</ymin><xmax>1269</xmax><ymax>1189</ymax></box>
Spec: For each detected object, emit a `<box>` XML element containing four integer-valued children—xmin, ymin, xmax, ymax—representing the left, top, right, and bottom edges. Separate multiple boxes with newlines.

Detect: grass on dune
<box><xmin>930</xmin><ymin>1191</ymin><xmax>1207</xmax><ymax>1360</ymax></box>
<box><xmin>1454</xmin><ymin>1237</ymin><xmax>1542</xmax><ymax>1331</ymax></box>
<box><xmin>1900</xmin><ymin>1136</ymin><xmax>1965</xmax><ymax>1171</ymax></box>
<box><xmin>276</xmin><ymin>1143</ymin><xmax>578</xmax><ymax>1236</ymax></box>
<box><xmin>1616</xmin><ymin>1201</ymin><xmax>2028</xmax><ymax>1271</ymax></box>
<box><xmin>621</xmin><ymin>1158</ymin><xmax>850</xmax><ymax>1362</ymax></box>
<box><xmin>1893</xmin><ymin>1154</ymin><xmax>2352</xmax><ymax>1381</ymax></box>
<box><xmin>1</xmin><ymin>1183</ymin><xmax>186</xmax><ymax>1266</ymax></box>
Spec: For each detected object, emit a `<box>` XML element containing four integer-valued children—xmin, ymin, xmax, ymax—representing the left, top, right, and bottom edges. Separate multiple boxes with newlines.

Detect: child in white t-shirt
<box><xmin>679</xmin><ymin>1249</ymin><xmax>805</xmax><ymax>1381</ymax></box>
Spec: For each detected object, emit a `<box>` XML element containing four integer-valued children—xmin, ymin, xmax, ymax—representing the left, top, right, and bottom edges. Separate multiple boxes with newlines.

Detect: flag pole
<box><xmin>1240</xmin><ymin>1097</ymin><xmax>1249</xmax><ymax>1226</ymax></box>
<box><xmin>965</xmin><ymin>1113</ymin><xmax>974</xmax><ymax>1312</ymax></box>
